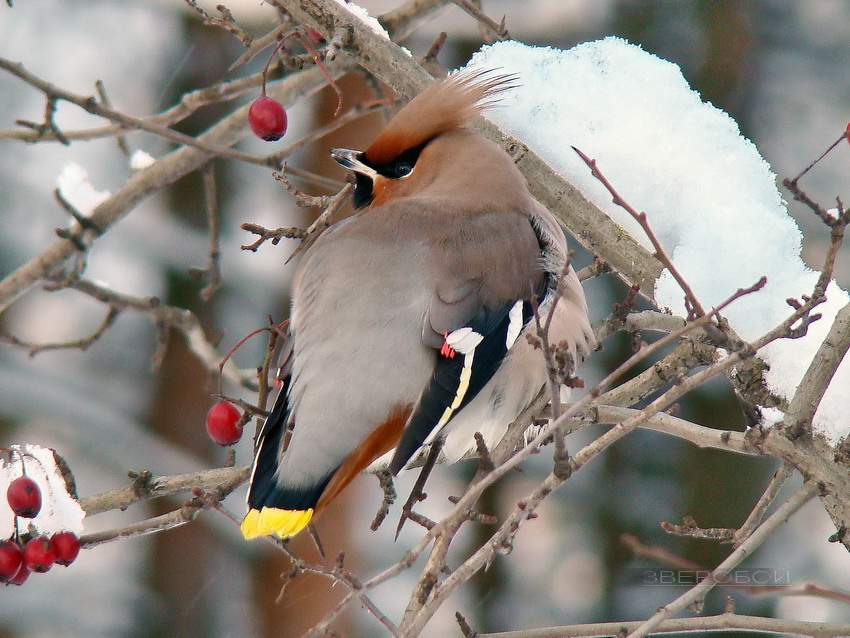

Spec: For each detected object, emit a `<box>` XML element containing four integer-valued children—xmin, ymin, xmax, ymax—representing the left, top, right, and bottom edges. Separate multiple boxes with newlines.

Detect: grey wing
<box><xmin>390</xmin><ymin>211</ymin><xmax>545</xmax><ymax>472</ymax></box>
<box><xmin>420</xmin><ymin>210</ymin><xmax>544</xmax><ymax>348</ymax></box>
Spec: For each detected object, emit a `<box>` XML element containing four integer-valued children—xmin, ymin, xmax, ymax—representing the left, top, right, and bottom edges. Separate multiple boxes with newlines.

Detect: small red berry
<box><xmin>845</xmin><ymin>121</ymin><xmax>850</xmax><ymax>144</ymax></box>
<box><xmin>51</xmin><ymin>531</ymin><xmax>81</xmax><ymax>566</ymax></box>
<box><xmin>0</xmin><ymin>540</ymin><xmax>23</xmax><ymax>582</ymax></box>
<box><xmin>249</xmin><ymin>96</ymin><xmax>288</xmax><ymax>141</ymax></box>
<box><xmin>7</xmin><ymin>476</ymin><xmax>42</xmax><ymax>518</ymax></box>
<box><xmin>8</xmin><ymin>562</ymin><xmax>30</xmax><ymax>586</ymax></box>
<box><xmin>23</xmin><ymin>536</ymin><xmax>55</xmax><ymax>573</ymax></box>
<box><xmin>205</xmin><ymin>401</ymin><xmax>243</xmax><ymax>446</ymax></box>
<box><xmin>306</xmin><ymin>28</ymin><xmax>324</xmax><ymax>43</ymax></box>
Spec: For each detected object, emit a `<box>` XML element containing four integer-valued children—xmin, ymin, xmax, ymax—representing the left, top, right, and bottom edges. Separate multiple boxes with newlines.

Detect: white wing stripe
<box><xmin>446</xmin><ymin>327</ymin><xmax>484</xmax><ymax>353</ymax></box>
<box><xmin>505</xmin><ymin>300</ymin><xmax>524</xmax><ymax>349</ymax></box>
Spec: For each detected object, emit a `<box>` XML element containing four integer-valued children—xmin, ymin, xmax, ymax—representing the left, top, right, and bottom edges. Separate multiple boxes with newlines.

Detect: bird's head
<box><xmin>331</xmin><ymin>71</ymin><xmax>524</xmax><ymax>211</ymax></box>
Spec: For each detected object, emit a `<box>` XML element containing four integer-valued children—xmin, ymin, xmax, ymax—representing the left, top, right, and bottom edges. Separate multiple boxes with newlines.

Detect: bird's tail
<box><xmin>241</xmin><ymin>373</ymin><xmax>323</xmax><ymax>540</ymax></box>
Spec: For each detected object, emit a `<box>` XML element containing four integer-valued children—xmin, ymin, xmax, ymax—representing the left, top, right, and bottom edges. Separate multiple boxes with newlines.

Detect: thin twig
<box><xmin>189</xmin><ymin>162</ymin><xmax>223</xmax><ymax>301</ymax></box>
<box><xmin>184</xmin><ymin>0</ymin><xmax>254</xmax><ymax>47</ymax></box>
<box><xmin>476</xmin><ymin>613</ymin><xmax>850</xmax><ymax>638</ymax></box>
<box><xmin>573</xmin><ymin>146</ymin><xmax>707</xmax><ymax>318</ymax></box>
<box><xmin>450</xmin><ymin>0</ymin><xmax>510</xmax><ymax>41</ymax></box>
<box><xmin>626</xmin><ymin>482</ymin><xmax>819</xmax><ymax>638</ymax></box>
<box><xmin>81</xmin><ymin>500</ymin><xmax>205</xmax><ymax>547</ymax></box>
<box><xmin>0</xmin><ymin>65</ymin><xmax>333</xmax><ymax>314</ymax></box>
<box><xmin>660</xmin><ymin>516</ymin><xmax>736</xmax><ymax>542</ymax></box>
<box><xmin>734</xmin><ymin>462</ymin><xmax>794</xmax><ymax>545</ymax></box>
<box><xmin>1</xmin><ymin>306</ymin><xmax>119</xmax><ymax>356</ymax></box>
<box><xmin>284</xmin><ymin>181</ymin><xmax>354</xmax><ymax>264</ymax></box>
<box><xmin>240</xmin><ymin>222</ymin><xmax>307</xmax><ymax>251</ymax></box>
<box><xmin>94</xmin><ymin>79</ymin><xmax>131</xmax><ymax>159</ymax></box>
<box><xmin>0</xmin><ymin>56</ymin><xmax>348</xmax><ymax>171</ymax></box>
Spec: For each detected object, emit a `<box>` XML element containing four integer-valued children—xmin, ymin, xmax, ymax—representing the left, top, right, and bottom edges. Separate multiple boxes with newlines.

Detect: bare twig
<box><xmin>15</xmin><ymin>95</ymin><xmax>68</xmax><ymax>144</ymax></box>
<box><xmin>379</xmin><ymin>0</ymin><xmax>453</xmax><ymax>42</ymax></box>
<box><xmin>370</xmin><ymin>470</ymin><xmax>397</xmax><ymax>532</ymax></box>
<box><xmin>283</xmin><ymin>181</ymin><xmax>354</xmax><ymax>264</ymax></box>
<box><xmin>94</xmin><ymin>79</ymin><xmax>131</xmax><ymax>159</ymax></box>
<box><xmin>621</xmin><ymin>533</ymin><xmax>704</xmax><ymax>571</ymax></box>
<box><xmin>184</xmin><ymin>0</ymin><xmax>254</xmax><ymax>47</ymax></box>
<box><xmin>56</xmin><ymin>277</ymin><xmax>249</xmax><ymax>384</ymax></box>
<box><xmin>626</xmin><ymin>482</ymin><xmax>819</xmax><ymax>638</ymax></box>
<box><xmin>660</xmin><ymin>516</ymin><xmax>736</xmax><ymax>542</ymax></box>
<box><xmin>573</xmin><ymin>146</ymin><xmax>706</xmax><ymax>318</ymax></box>
<box><xmin>477</xmin><ymin>613</ymin><xmax>850</xmax><ymax>638</ymax></box>
<box><xmin>734</xmin><ymin>462</ymin><xmax>794</xmax><ymax>545</ymax></box>
<box><xmin>787</xmin><ymin>128</ymin><xmax>849</xmax><ymax>184</ymax></box>
<box><xmin>1</xmin><ymin>306</ymin><xmax>119</xmax><ymax>356</ymax></box>
<box><xmin>1</xmin><ymin>71</ymin><xmax>262</xmax><ymax>144</ymax></box>
<box><xmin>240</xmin><ymin>222</ymin><xmax>307</xmax><ymax>251</ymax></box>
<box><xmin>189</xmin><ymin>162</ymin><xmax>223</xmax><ymax>301</ymax></box>
<box><xmin>783</xmin><ymin>300</ymin><xmax>850</xmax><ymax>434</ymax></box>
<box><xmin>79</xmin><ymin>465</ymin><xmax>249</xmax><ymax>516</ymax></box>
<box><xmin>0</xmin><ymin>65</ymin><xmax>333</xmax><ymax>313</ymax></box>
<box><xmin>81</xmin><ymin>499</ymin><xmax>206</xmax><ymax>547</ymax></box>
<box><xmin>592</xmin><ymin>277</ymin><xmax>766</xmax><ymax>399</ymax></box>
<box><xmin>450</xmin><ymin>0</ymin><xmax>510</xmax><ymax>41</ymax></box>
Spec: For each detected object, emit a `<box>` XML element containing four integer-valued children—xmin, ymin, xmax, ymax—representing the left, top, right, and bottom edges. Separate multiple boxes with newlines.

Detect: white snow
<box><xmin>129</xmin><ymin>150</ymin><xmax>155</xmax><ymax>171</ymax></box>
<box><xmin>334</xmin><ymin>0</ymin><xmax>392</xmax><ymax>41</ymax></box>
<box><xmin>1</xmin><ymin>445</ymin><xmax>86</xmax><ymax>537</ymax></box>
<box><xmin>56</xmin><ymin>162</ymin><xmax>111</xmax><ymax>216</ymax></box>
<box><xmin>464</xmin><ymin>38</ymin><xmax>850</xmax><ymax>443</ymax></box>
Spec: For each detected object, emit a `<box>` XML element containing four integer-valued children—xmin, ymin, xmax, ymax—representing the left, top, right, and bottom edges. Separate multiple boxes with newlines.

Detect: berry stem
<box><xmin>295</xmin><ymin>29</ymin><xmax>344</xmax><ymax>117</ymax></box>
<box><xmin>260</xmin><ymin>35</ymin><xmax>289</xmax><ymax>98</ymax></box>
<box><xmin>257</xmin><ymin>28</ymin><xmax>343</xmax><ymax>116</ymax></box>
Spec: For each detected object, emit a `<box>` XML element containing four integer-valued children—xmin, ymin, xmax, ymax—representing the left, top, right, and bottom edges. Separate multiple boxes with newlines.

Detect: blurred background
<box><xmin>1</xmin><ymin>1</ymin><xmax>849</xmax><ymax>636</ymax></box>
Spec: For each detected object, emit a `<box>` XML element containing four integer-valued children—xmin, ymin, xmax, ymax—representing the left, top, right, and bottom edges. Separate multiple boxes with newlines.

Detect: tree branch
<box><xmin>626</xmin><ymin>482</ymin><xmax>819</xmax><ymax>638</ymax></box>
<box><xmin>478</xmin><ymin>612</ymin><xmax>850</xmax><ymax>638</ymax></box>
<box><xmin>0</xmin><ymin>65</ymin><xmax>331</xmax><ymax>313</ymax></box>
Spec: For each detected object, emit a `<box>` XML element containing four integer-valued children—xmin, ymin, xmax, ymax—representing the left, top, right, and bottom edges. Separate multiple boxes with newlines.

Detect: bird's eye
<box><xmin>393</xmin><ymin>161</ymin><xmax>413</xmax><ymax>178</ymax></box>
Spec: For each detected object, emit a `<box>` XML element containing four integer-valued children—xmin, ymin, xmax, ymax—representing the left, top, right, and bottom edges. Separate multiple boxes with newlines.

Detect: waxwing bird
<box><xmin>241</xmin><ymin>71</ymin><xmax>595</xmax><ymax>540</ymax></box>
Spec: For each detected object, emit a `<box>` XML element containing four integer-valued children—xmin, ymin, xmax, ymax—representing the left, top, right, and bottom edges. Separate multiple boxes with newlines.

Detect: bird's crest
<box><xmin>365</xmin><ymin>70</ymin><xmax>515</xmax><ymax>165</ymax></box>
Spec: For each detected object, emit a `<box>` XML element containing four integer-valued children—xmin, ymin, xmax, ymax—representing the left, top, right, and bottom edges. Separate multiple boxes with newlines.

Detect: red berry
<box><xmin>0</xmin><ymin>540</ymin><xmax>23</xmax><ymax>582</ymax></box>
<box><xmin>23</xmin><ymin>536</ymin><xmax>55</xmax><ymax>573</ymax></box>
<box><xmin>51</xmin><ymin>531</ymin><xmax>81</xmax><ymax>566</ymax></box>
<box><xmin>306</xmin><ymin>28</ymin><xmax>324</xmax><ymax>43</ymax></box>
<box><xmin>248</xmin><ymin>97</ymin><xmax>288</xmax><ymax>141</ymax></box>
<box><xmin>205</xmin><ymin>401</ymin><xmax>243</xmax><ymax>446</ymax></box>
<box><xmin>8</xmin><ymin>562</ymin><xmax>30</xmax><ymax>586</ymax></box>
<box><xmin>7</xmin><ymin>476</ymin><xmax>42</xmax><ymax>518</ymax></box>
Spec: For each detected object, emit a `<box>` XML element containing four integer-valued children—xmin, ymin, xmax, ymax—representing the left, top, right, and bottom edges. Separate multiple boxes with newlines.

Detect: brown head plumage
<box><xmin>364</xmin><ymin>70</ymin><xmax>515</xmax><ymax>165</ymax></box>
<box><xmin>330</xmin><ymin>70</ymin><xmax>520</xmax><ymax>210</ymax></box>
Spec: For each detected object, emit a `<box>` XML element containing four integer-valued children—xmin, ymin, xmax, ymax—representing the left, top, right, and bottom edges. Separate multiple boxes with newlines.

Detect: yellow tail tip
<box><xmin>241</xmin><ymin>507</ymin><xmax>313</xmax><ymax>539</ymax></box>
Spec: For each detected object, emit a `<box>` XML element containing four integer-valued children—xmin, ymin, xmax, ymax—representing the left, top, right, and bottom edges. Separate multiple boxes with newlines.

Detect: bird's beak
<box><xmin>330</xmin><ymin>148</ymin><xmax>379</xmax><ymax>180</ymax></box>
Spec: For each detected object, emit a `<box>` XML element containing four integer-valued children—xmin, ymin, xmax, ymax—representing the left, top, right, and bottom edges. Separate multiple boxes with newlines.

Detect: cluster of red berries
<box><xmin>1</xmin><ymin>476</ymin><xmax>80</xmax><ymax>586</ymax></box>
